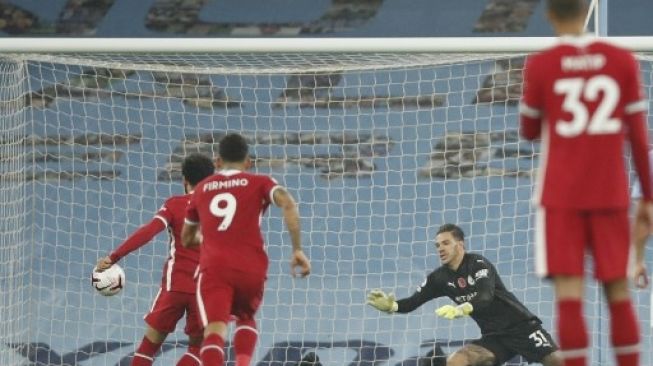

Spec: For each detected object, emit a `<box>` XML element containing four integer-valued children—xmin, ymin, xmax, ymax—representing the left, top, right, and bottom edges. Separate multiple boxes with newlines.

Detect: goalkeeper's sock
<box><xmin>131</xmin><ymin>336</ymin><xmax>161</xmax><ymax>366</ymax></box>
<box><xmin>557</xmin><ymin>299</ymin><xmax>588</xmax><ymax>366</ymax></box>
<box><xmin>609</xmin><ymin>300</ymin><xmax>640</xmax><ymax>366</ymax></box>
<box><xmin>176</xmin><ymin>345</ymin><xmax>201</xmax><ymax>366</ymax></box>
<box><xmin>234</xmin><ymin>318</ymin><xmax>258</xmax><ymax>366</ymax></box>
<box><xmin>201</xmin><ymin>333</ymin><xmax>225</xmax><ymax>366</ymax></box>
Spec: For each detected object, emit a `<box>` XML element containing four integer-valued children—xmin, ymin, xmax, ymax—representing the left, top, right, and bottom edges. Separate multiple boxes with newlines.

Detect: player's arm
<box><xmin>435</xmin><ymin>259</ymin><xmax>495</xmax><ymax>320</ymax></box>
<box><xmin>273</xmin><ymin>186</ymin><xmax>310</xmax><ymax>277</ymax></box>
<box><xmin>181</xmin><ymin>222</ymin><xmax>200</xmax><ymax>248</ymax></box>
<box><xmin>625</xmin><ymin>52</ymin><xmax>652</xmax><ymax>203</ymax></box>
<box><xmin>465</xmin><ymin>260</ymin><xmax>496</xmax><ymax>310</ymax></box>
<box><xmin>632</xmin><ymin>199</ymin><xmax>651</xmax><ymax>288</ymax></box>
<box><xmin>630</xmin><ymin>151</ymin><xmax>653</xmax><ymax>288</ymax></box>
<box><xmin>181</xmin><ymin>192</ymin><xmax>202</xmax><ymax>248</ymax></box>
<box><xmin>367</xmin><ymin>273</ymin><xmax>441</xmax><ymax>314</ymax></box>
<box><xmin>519</xmin><ymin>55</ymin><xmax>543</xmax><ymax>140</ymax></box>
<box><xmin>628</xmin><ymin>113</ymin><xmax>652</xmax><ymax>203</ymax></box>
<box><xmin>625</xmin><ymin>54</ymin><xmax>653</xmax><ymax>288</ymax></box>
<box><xmin>630</xmin><ymin>157</ymin><xmax>653</xmax><ymax>288</ymax></box>
<box><xmin>96</xmin><ymin>217</ymin><xmax>167</xmax><ymax>271</ymax></box>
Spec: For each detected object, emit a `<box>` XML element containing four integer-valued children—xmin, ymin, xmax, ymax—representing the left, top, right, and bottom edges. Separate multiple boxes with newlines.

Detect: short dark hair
<box><xmin>436</xmin><ymin>223</ymin><xmax>465</xmax><ymax>242</ymax></box>
<box><xmin>182</xmin><ymin>153</ymin><xmax>215</xmax><ymax>186</ymax></box>
<box><xmin>219</xmin><ymin>133</ymin><xmax>249</xmax><ymax>163</ymax></box>
<box><xmin>547</xmin><ymin>0</ymin><xmax>587</xmax><ymax>21</ymax></box>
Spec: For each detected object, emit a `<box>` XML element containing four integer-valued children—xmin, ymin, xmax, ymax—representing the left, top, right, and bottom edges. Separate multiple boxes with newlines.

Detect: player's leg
<box><xmin>603</xmin><ymin>279</ymin><xmax>639</xmax><ymax>366</ymax></box>
<box><xmin>131</xmin><ymin>326</ymin><xmax>168</xmax><ymax>366</ymax></box>
<box><xmin>201</xmin><ymin>321</ymin><xmax>229</xmax><ymax>366</ymax></box>
<box><xmin>196</xmin><ymin>271</ymin><xmax>233</xmax><ymax>366</ymax></box>
<box><xmin>231</xmin><ymin>273</ymin><xmax>265</xmax><ymax>366</ymax></box>
<box><xmin>233</xmin><ymin>316</ymin><xmax>259</xmax><ymax>366</ymax></box>
<box><xmin>176</xmin><ymin>293</ymin><xmax>204</xmax><ymax>366</ymax></box>
<box><xmin>541</xmin><ymin>352</ymin><xmax>564</xmax><ymax>366</ymax></box>
<box><xmin>445</xmin><ymin>343</ymin><xmax>496</xmax><ymax>366</ymax></box>
<box><xmin>553</xmin><ymin>275</ymin><xmax>586</xmax><ymax>366</ymax></box>
<box><xmin>175</xmin><ymin>334</ymin><xmax>203</xmax><ymax>366</ymax></box>
<box><xmin>591</xmin><ymin>210</ymin><xmax>639</xmax><ymax>366</ymax></box>
<box><xmin>133</xmin><ymin>289</ymin><xmax>185</xmax><ymax>366</ymax></box>
<box><xmin>497</xmin><ymin>320</ymin><xmax>561</xmax><ymax>366</ymax></box>
<box><xmin>537</xmin><ymin>207</ymin><xmax>588</xmax><ymax>366</ymax></box>
<box><xmin>542</xmin><ymin>351</ymin><xmax>564</xmax><ymax>366</ymax></box>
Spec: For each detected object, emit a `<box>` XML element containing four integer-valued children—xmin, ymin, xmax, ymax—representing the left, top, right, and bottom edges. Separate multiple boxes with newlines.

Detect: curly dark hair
<box><xmin>181</xmin><ymin>153</ymin><xmax>215</xmax><ymax>186</ymax></box>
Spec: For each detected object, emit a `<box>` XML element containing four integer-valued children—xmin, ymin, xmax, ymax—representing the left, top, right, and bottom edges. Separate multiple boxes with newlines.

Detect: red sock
<box><xmin>609</xmin><ymin>300</ymin><xmax>640</xmax><ymax>366</ymax></box>
<box><xmin>234</xmin><ymin>318</ymin><xmax>258</xmax><ymax>366</ymax></box>
<box><xmin>201</xmin><ymin>333</ymin><xmax>225</xmax><ymax>366</ymax></box>
<box><xmin>177</xmin><ymin>345</ymin><xmax>202</xmax><ymax>366</ymax></box>
<box><xmin>131</xmin><ymin>336</ymin><xmax>162</xmax><ymax>366</ymax></box>
<box><xmin>557</xmin><ymin>300</ymin><xmax>588</xmax><ymax>366</ymax></box>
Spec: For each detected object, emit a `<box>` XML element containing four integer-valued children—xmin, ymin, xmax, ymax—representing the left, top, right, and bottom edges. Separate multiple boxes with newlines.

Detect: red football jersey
<box><xmin>520</xmin><ymin>35</ymin><xmax>652</xmax><ymax>209</ymax></box>
<box><xmin>155</xmin><ymin>194</ymin><xmax>200</xmax><ymax>293</ymax></box>
<box><xmin>185</xmin><ymin>169</ymin><xmax>280</xmax><ymax>276</ymax></box>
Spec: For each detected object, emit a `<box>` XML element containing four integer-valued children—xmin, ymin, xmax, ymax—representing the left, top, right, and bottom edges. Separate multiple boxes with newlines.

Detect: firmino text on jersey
<box><xmin>203</xmin><ymin>178</ymin><xmax>249</xmax><ymax>191</ymax></box>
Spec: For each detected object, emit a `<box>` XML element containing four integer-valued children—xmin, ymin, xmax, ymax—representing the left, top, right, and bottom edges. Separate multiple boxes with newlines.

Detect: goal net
<box><xmin>1</xmin><ymin>48</ymin><xmax>652</xmax><ymax>366</ymax></box>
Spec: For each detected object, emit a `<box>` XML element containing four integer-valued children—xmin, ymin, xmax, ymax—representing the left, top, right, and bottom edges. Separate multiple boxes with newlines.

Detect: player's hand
<box><xmin>290</xmin><ymin>249</ymin><xmax>311</xmax><ymax>278</ymax></box>
<box><xmin>366</xmin><ymin>289</ymin><xmax>397</xmax><ymax>313</ymax></box>
<box><xmin>631</xmin><ymin>201</ymin><xmax>652</xmax><ymax>289</ymax></box>
<box><xmin>435</xmin><ymin>302</ymin><xmax>473</xmax><ymax>320</ymax></box>
<box><xmin>96</xmin><ymin>256</ymin><xmax>113</xmax><ymax>272</ymax></box>
<box><xmin>632</xmin><ymin>260</ymin><xmax>649</xmax><ymax>289</ymax></box>
<box><xmin>634</xmin><ymin>201</ymin><xmax>653</xmax><ymax>236</ymax></box>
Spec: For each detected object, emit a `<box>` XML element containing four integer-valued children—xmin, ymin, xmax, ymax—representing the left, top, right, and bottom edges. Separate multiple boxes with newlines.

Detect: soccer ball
<box><xmin>91</xmin><ymin>264</ymin><xmax>125</xmax><ymax>296</ymax></box>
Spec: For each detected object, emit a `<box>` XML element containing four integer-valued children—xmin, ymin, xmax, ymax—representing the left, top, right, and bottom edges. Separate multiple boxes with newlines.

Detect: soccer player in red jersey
<box><xmin>96</xmin><ymin>153</ymin><xmax>215</xmax><ymax>366</ymax></box>
<box><xmin>181</xmin><ymin>133</ymin><xmax>311</xmax><ymax>366</ymax></box>
<box><xmin>520</xmin><ymin>1</ymin><xmax>653</xmax><ymax>365</ymax></box>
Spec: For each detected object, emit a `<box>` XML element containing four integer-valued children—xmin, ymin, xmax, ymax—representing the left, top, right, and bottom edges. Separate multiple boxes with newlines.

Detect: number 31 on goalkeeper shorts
<box><xmin>528</xmin><ymin>330</ymin><xmax>551</xmax><ymax>348</ymax></box>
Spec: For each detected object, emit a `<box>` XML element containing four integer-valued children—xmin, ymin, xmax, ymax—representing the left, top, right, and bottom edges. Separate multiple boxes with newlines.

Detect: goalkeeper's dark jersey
<box><xmin>396</xmin><ymin>253</ymin><xmax>539</xmax><ymax>335</ymax></box>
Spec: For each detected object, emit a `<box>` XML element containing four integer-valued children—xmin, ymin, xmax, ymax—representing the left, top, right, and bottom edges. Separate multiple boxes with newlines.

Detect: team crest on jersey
<box><xmin>467</xmin><ymin>275</ymin><xmax>475</xmax><ymax>286</ymax></box>
<box><xmin>457</xmin><ymin>277</ymin><xmax>466</xmax><ymax>288</ymax></box>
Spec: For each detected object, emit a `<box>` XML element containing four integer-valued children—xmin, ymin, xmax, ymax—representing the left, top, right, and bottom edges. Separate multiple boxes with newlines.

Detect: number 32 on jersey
<box><xmin>554</xmin><ymin>75</ymin><xmax>621</xmax><ymax>137</ymax></box>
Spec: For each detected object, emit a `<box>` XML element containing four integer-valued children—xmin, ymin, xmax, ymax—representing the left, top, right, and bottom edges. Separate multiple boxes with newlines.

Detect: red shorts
<box><xmin>144</xmin><ymin>289</ymin><xmax>202</xmax><ymax>337</ymax></box>
<box><xmin>535</xmin><ymin>207</ymin><xmax>630</xmax><ymax>281</ymax></box>
<box><xmin>196</xmin><ymin>267</ymin><xmax>265</xmax><ymax>327</ymax></box>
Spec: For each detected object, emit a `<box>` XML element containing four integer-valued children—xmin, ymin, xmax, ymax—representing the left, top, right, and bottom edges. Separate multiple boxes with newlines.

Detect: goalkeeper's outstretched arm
<box><xmin>367</xmin><ymin>288</ymin><xmax>437</xmax><ymax>313</ymax></box>
<box><xmin>367</xmin><ymin>274</ymin><xmax>440</xmax><ymax>313</ymax></box>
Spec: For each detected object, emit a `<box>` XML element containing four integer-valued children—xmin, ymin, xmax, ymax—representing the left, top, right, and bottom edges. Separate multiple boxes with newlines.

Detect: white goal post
<box><xmin>1</xmin><ymin>37</ymin><xmax>652</xmax><ymax>366</ymax></box>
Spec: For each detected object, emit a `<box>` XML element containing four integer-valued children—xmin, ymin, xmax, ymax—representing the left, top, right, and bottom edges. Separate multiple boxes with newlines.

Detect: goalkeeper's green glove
<box><xmin>435</xmin><ymin>302</ymin><xmax>473</xmax><ymax>320</ymax></box>
<box><xmin>366</xmin><ymin>289</ymin><xmax>398</xmax><ymax>313</ymax></box>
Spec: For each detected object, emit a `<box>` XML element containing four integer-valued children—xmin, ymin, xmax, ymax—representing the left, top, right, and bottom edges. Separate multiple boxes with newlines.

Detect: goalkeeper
<box><xmin>367</xmin><ymin>224</ymin><xmax>562</xmax><ymax>366</ymax></box>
